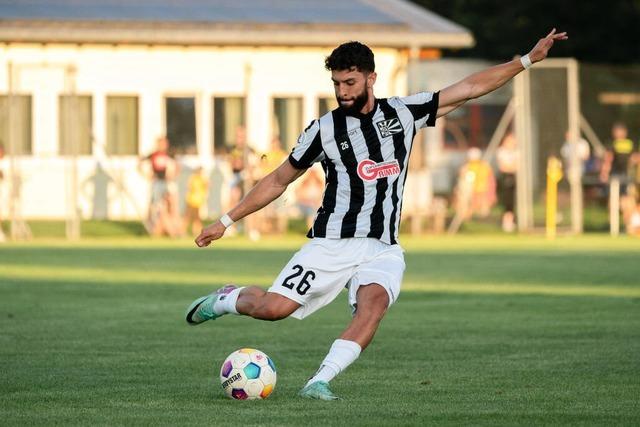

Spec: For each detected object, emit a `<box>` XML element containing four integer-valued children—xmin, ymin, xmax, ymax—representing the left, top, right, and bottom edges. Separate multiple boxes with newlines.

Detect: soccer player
<box><xmin>186</xmin><ymin>29</ymin><xmax>567</xmax><ymax>400</ymax></box>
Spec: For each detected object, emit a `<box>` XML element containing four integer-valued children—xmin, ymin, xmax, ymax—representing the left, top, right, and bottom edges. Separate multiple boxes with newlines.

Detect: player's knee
<box><xmin>355</xmin><ymin>284</ymin><xmax>389</xmax><ymax>322</ymax></box>
<box><xmin>372</xmin><ymin>290</ymin><xmax>390</xmax><ymax>310</ymax></box>
<box><xmin>359</xmin><ymin>284</ymin><xmax>389</xmax><ymax>308</ymax></box>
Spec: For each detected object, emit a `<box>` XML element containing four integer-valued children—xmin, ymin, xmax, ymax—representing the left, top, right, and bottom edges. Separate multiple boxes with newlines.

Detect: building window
<box><xmin>106</xmin><ymin>96</ymin><xmax>138</xmax><ymax>155</ymax></box>
<box><xmin>273</xmin><ymin>97</ymin><xmax>303</xmax><ymax>150</ymax></box>
<box><xmin>59</xmin><ymin>95</ymin><xmax>92</xmax><ymax>155</ymax></box>
<box><xmin>165</xmin><ymin>97</ymin><xmax>197</xmax><ymax>155</ymax></box>
<box><xmin>0</xmin><ymin>95</ymin><xmax>32</xmax><ymax>155</ymax></box>
<box><xmin>213</xmin><ymin>97</ymin><xmax>245</xmax><ymax>154</ymax></box>
<box><xmin>318</xmin><ymin>97</ymin><xmax>338</xmax><ymax>116</ymax></box>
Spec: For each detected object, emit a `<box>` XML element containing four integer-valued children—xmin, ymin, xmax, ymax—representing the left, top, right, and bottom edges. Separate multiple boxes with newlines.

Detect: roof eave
<box><xmin>0</xmin><ymin>20</ymin><xmax>474</xmax><ymax>49</ymax></box>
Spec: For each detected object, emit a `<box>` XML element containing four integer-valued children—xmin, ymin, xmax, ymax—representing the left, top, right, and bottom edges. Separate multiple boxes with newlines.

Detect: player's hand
<box><xmin>195</xmin><ymin>221</ymin><xmax>226</xmax><ymax>247</ymax></box>
<box><xmin>528</xmin><ymin>28</ymin><xmax>568</xmax><ymax>63</ymax></box>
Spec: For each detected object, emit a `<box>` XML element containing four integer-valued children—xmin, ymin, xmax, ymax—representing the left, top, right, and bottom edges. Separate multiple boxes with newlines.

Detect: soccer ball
<box><xmin>219</xmin><ymin>348</ymin><xmax>277</xmax><ymax>400</ymax></box>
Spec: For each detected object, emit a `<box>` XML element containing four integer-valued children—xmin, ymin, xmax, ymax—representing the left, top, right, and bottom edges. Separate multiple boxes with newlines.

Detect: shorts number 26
<box><xmin>281</xmin><ymin>264</ymin><xmax>315</xmax><ymax>295</ymax></box>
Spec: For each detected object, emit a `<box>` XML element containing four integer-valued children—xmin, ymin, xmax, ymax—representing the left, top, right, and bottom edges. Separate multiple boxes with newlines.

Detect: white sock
<box><xmin>212</xmin><ymin>287</ymin><xmax>243</xmax><ymax>315</ymax></box>
<box><xmin>306</xmin><ymin>339</ymin><xmax>362</xmax><ymax>387</ymax></box>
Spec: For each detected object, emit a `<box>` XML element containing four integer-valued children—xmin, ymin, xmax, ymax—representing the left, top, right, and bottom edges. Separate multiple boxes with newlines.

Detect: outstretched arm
<box><xmin>195</xmin><ymin>159</ymin><xmax>306</xmax><ymax>247</ymax></box>
<box><xmin>436</xmin><ymin>28</ymin><xmax>568</xmax><ymax>118</ymax></box>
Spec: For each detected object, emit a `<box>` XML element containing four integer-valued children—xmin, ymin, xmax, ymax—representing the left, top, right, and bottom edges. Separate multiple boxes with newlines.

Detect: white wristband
<box><xmin>219</xmin><ymin>214</ymin><xmax>235</xmax><ymax>228</ymax></box>
<box><xmin>520</xmin><ymin>54</ymin><xmax>532</xmax><ymax>70</ymax></box>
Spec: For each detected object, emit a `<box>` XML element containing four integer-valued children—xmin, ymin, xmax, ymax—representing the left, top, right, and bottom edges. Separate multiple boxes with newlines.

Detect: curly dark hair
<box><xmin>325</xmin><ymin>41</ymin><xmax>375</xmax><ymax>73</ymax></box>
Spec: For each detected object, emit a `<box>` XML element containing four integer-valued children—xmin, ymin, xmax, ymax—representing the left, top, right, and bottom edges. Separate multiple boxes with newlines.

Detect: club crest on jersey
<box><xmin>357</xmin><ymin>159</ymin><xmax>401</xmax><ymax>182</ymax></box>
<box><xmin>375</xmin><ymin>118</ymin><xmax>403</xmax><ymax>138</ymax></box>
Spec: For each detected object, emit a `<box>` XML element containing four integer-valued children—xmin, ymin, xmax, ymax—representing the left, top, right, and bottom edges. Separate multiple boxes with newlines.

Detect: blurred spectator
<box><xmin>139</xmin><ymin>136</ymin><xmax>180</xmax><ymax>237</ymax></box>
<box><xmin>628</xmin><ymin>205</ymin><xmax>640</xmax><ymax>237</ymax></box>
<box><xmin>600</xmin><ymin>122</ymin><xmax>634</xmax><ymax>186</ymax></box>
<box><xmin>184</xmin><ymin>166</ymin><xmax>209</xmax><ymax>237</ymax></box>
<box><xmin>628</xmin><ymin>144</ymin><xmax>640</xmax><ymax>235</ymax></box>
<box><xmin>227</xmin><ymin>126</ymin><xmax>259</xmax><ymax>238</ymax></box>
<box><xmin>154</xmin><ymin>190</ymin><xmax>183</xmax><ymax>237</ymax></box>
<box><xmin>631</xmin><ymin>145</ymin><xmax>640</xmax><ymax>205</ymax></box>
<box><xmin>455</xmin><ymin>147</ymin><xmax>496</xmax><ymax>220</ymax></box>
<box><xmin>600</xmin><ymin>122</ymin><xmax>637</xmax><ymax>232</ymax></box>
<box><xmin>496</xmin><ymin>131</ymin><xmax>519</xmax><ymax>232</ymax></box>
<box><xmin>260</xmin><ymin>136</ymin><xmax>288</xmax><ymax>177</ymax></box>
<box><xmin>228</xmin><ymin>126</ymin><xmax>254</xmax><ymax>208</ymax></box>
<box><xmin>253</xmin><ymin>135</ymin><xmax>289</xmax><ymax>237</ymax></box>
<box><xmin>561</xmin><ymin>130</ymin><xmax>591</xmax><ymax>175</ymax></box>
<box><xmin>0</xmin><ymin>143</ymin><xmax>5</xmax><ymax>242</ymax></box>
<box><xmin>295</xmin><ymin>165</ymin><xmax>324</xmax><ymax>229</ymax></box>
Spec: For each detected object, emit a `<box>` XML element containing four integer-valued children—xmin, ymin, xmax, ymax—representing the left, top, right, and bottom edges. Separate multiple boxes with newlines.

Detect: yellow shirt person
<box><xmin>186</xmin><ymin>171</ymin><xmax>208</xmax><ymax>208</ymax></box>
<box><xmin>184</xmin><ymin>167</ymin><xmax>208</xmax><ymax>236</ymax></box>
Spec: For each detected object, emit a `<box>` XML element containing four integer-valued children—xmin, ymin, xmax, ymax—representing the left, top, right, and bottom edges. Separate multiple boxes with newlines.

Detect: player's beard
<box><xmin>337</xmin><ymin>88</ymin><xmax>369</xmax><ymax>116</ymax></box>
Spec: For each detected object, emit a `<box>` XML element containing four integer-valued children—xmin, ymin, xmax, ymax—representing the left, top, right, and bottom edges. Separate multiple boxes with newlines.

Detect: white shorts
<box><xmin>268</xmin><ymin>238</ymin><xmax>405</xmax><ymax>319</ymax></box>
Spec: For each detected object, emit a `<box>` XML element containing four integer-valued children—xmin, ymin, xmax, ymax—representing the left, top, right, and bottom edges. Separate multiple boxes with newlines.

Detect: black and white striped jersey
<box><xmin>288</xmin><ymin>91</ymin><xmax>439</xmax><ymax>245</ymax></box>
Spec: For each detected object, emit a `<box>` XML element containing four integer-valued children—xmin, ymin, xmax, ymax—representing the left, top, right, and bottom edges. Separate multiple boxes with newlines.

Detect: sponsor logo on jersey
<box><xmin>375</xmin><ymin>118</ymin><xmax>403</xmax><ymax>137</ymax></box>
<box><xmin>357</xmin><ymin>159</ymin><xmax>401</xmax><ymax>181</ymax></box>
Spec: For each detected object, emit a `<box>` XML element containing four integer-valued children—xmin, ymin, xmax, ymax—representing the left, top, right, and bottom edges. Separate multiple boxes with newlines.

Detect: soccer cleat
<box><xmin>298</xmin><ymin>381</ymin><xmax>340</xmax><ymax>401</ymax></box>
<box><xmin>185</xmin><ymin>285</ymin><xmax>237</xmax><ymax>325</ymax></box>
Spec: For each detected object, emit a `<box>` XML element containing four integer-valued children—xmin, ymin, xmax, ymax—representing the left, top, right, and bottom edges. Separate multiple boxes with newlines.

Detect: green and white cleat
<box><xmin>185</xmin><ymin>285</ymin><xmax>237</xmax><ymax>325</ymax></box>
<box><xmin>298</xmin><ymin>381</ymin><xmax>340</xmax><ymax>401</ymax></box>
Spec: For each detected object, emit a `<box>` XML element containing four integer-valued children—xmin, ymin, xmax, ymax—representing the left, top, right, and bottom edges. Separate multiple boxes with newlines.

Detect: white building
<box><xmin>0</xmin><ymin>0</ymin><xmax>472</xmax><ymax>223</ymax></box>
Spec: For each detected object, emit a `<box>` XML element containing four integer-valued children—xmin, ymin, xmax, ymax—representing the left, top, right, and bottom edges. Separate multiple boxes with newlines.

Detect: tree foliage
<box><xmin>411</xmin><ymin>0</ymin><xmax>640</xmax><ymax>63</ymax></box>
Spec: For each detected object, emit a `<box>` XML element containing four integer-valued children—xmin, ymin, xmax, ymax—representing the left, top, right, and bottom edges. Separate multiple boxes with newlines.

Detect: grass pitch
<box><xmin>1</xmin><ymin>235</ymin><xmax>639</xmax><ymax>426</ymax></box>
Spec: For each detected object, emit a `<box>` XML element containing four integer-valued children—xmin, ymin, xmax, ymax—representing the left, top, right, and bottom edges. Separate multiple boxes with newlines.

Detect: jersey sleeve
<box><xmin>288</xmin><ymin>119</ymin><xmax>325</xmax><ymax>169</ymax></box>
<box><xmin>399</xmin><ymin>91</ymin><xmax>439</xmax><ymax>129</ymax></box>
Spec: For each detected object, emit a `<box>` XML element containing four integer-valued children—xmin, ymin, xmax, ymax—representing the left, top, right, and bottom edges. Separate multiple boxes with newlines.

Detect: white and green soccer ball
<box><xmin>219</xmin><ymin>348</ymin><xmax>277</xmax><ymax>400</ymax></box>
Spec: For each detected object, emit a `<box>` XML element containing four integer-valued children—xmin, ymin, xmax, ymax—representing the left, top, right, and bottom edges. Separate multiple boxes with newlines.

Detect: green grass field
<box><xmin>1</xmin><ymin>235</ymin><xmax>639</xmax><ymax>426</ymax></box>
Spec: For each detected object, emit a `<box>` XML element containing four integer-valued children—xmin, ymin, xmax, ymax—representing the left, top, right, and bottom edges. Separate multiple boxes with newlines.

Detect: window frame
<box><xmin>271</xmin><ymin>95</ymin><xmax>304</xmax><ymax>151</ymax></box>
<box><xmin>58</xmin><ymin>93</ymin><xmax>94</xmax><ymax>156</ymax></box>
<box><xmin>212</xmin><ymin>94</ymin><xmax>246</xmax><ymax>156</ymax></box>
<box><xmin>163</xmin><ymin>93</ymin><xmax>199</xmax><ymax>155</ymax></box>
<box><xmin>0</xmin><ymin>93</ymin><xmax>33</xmax><ymax>156</ymax></box>
<box><xmin>105</xmin><ymin>94</ymin><xmax>140</xmax><ymax>156</ymax></box>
